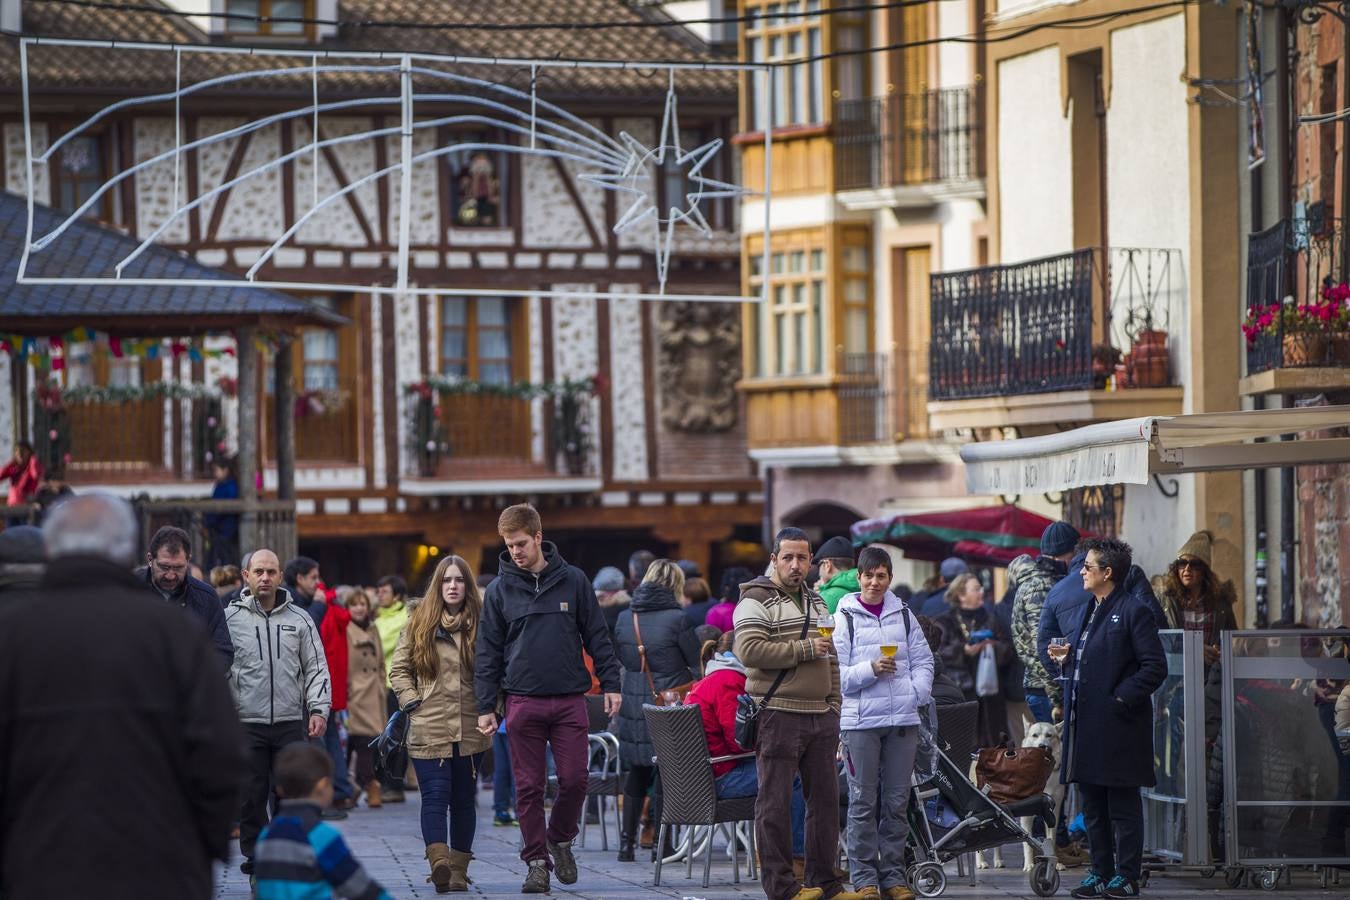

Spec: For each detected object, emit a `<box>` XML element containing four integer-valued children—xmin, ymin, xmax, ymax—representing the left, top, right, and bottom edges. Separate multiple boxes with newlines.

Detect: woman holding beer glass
<box><xmin>833</xmin><ymin>546</ymin><xmax>935</xmax><ymax>900</ymax></box>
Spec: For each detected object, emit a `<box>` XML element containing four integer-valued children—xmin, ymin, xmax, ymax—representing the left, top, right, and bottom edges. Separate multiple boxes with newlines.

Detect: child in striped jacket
<box><xmin>255</xmin><ymin>743</ymin><xmax>392</xmax><ymax>900</ymax></box>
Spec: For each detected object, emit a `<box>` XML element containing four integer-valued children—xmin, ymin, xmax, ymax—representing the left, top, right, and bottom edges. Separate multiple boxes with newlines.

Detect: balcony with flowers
<box><xmin>1241</xmin><ymin>214</ymin><xmax>1350</xmax><ymax>395</ymax></box>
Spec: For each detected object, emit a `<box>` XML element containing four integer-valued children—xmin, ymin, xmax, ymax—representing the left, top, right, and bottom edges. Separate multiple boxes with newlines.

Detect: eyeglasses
<box><xmin>151</xmin><ymin>560</ymin><xmax>188</xmax><ymax>575</ymax></box>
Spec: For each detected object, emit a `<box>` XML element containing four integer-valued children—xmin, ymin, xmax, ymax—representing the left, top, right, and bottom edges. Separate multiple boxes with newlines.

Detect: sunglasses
<box><xmin>1174</xmin><ymin>559</ymin><xmax>1203</xmax><ymax>572</ymax></box>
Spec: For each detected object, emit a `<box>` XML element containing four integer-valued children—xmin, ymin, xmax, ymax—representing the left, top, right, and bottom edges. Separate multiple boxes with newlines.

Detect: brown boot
<box><xmin>426</xmin><ymin>842</ymin><xmax>452</xmax><ymax>894</ymax></box>
<box><xmin>445</xmin><ymin>848</ymin><xmax>472</xmax><ymax>892</ymax></box>
<box><xmin>364</xmin><ymin>781</ymin><xmax>382</xmax><ymax>808</ymax></box>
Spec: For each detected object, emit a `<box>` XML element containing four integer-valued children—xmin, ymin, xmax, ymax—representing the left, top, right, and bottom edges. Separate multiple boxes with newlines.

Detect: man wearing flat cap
<box><xmin>813</xmin><ymin>536</ymin><xmax>858</xmax><ymax>615</ymax></box>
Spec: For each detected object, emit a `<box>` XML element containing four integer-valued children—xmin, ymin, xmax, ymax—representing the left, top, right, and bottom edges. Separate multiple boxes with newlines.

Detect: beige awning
<box><xmin>959</xmin><ymin>405</ymin><xmax>1350</xmax><ymax>494</ymax></box>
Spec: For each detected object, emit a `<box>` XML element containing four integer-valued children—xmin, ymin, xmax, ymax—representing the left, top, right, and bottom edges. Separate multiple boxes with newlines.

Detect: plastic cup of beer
<box><xmin>879</xmin><ymin>644</ymin><xmax>898</xmax><ymax>657</ymax></box>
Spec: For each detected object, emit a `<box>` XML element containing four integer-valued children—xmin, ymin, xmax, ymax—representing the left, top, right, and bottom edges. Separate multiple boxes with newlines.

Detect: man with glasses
<box><xmin>143</xmin><ymin>525</ymin><xmax>233</xmax><ymax>671</ymax></box>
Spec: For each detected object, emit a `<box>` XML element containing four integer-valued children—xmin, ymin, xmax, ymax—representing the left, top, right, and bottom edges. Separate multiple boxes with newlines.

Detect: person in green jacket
<box><xmin>373</xmin><ymin>573</ymin><xmax>411</xmax><ymax>802</ymax></box>
<box><xmin>812</xmin><ymin>536</ymin><xmax>859</xmax><ymax>614</ymax></box>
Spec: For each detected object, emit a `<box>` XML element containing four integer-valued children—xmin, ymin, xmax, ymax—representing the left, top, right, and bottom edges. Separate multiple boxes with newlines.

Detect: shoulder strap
<box><xmin>632</xmin><ymin>611</ymin><xmax>659</xmax><ymax>698</ymax></box>
<box><xmin>759</xmin><ymin>602</ymin><xmax>812</xmax><ymax>708</ymax></box>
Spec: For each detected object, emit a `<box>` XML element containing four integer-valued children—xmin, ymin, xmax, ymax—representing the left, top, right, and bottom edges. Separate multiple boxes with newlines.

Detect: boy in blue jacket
<box><xmin>254</xmin><ymin>743</ymin><xmax>392</xmax><ymax>900</ymax></box>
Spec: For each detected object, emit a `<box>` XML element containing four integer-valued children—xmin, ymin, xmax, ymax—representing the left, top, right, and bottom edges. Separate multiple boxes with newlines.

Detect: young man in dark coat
<box><xmin>0</xmin><ymin>494</ymin><xmax>246</xmax><ymax>899</ymax></box>
<box><xmin>141</xmin><ymin>524</ymin><xmax>234</xmax><ymax>671</ymax></box>
<box><xmin>474</xmin><ymin>503</ymin><xmax>622</xmax><ymax>895</ymax></box>
<box><xmin>1060</xmin><ymin>538</ymin><xmax>1166</xmax><ymax>900</ymax></box>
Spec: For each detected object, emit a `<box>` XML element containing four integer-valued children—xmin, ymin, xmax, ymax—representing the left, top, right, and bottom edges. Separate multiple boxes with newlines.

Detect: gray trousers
<box><xmin>841</xmin><ymin>725</ymin><xmax>919</xmax><ymax>890</ymax></box>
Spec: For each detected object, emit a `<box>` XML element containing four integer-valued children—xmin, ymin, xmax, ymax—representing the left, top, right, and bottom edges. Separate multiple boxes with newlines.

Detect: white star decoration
<box><xmin>578</xmin><ymin>83</ymin><xmax>749</xmax><ymax>294</ymax></box>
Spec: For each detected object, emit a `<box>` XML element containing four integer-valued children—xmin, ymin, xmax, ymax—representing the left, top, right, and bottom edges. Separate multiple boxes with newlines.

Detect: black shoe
<box><xmin>1103</xmin><ymin>876</ymin><xmax>1140</xmax><ymax>897</ymax></box>
<box><xmin>547</xmin><ymin>840</ymin><xmax>577</xmax><ymax>885</ymax></box>
<box><xmin>1071</xmin><ymin>872</ymin><xmax>1107</xmax><ymax>898</ymax></box>
<box><xmin>320</xmin><ymin>806</ymin><xmax>349</xmax><ymax>820</ymax></box>
<box><xmin>239</xmin><ymin>858</ymin><xmax>254</xmax><ymax>875</ymax></box>
<box><xmin>617</xmin><ymin>835</ymin><xmax>636</xmax><ymax>863</ymax></box>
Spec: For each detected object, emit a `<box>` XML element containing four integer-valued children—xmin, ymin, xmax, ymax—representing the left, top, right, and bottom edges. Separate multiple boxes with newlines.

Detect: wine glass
<box><xmin>1048</xmin><ymin>637</ymin><xmax>1071</xmax><ymax>681</ymax></box>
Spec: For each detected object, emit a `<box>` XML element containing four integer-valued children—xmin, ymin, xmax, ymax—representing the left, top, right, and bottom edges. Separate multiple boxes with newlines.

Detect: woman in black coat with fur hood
<box><xmin>613</xmin><ymin>559</ymin><xmax>701</xmax><ymax>862</ymax></box>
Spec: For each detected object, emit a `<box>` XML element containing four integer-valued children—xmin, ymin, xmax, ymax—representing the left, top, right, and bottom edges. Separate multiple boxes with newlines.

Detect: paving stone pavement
<box><xmin>214</xmin><ymin>790</ymin><xmax>1346</xmax><ymax>898</ymax></box>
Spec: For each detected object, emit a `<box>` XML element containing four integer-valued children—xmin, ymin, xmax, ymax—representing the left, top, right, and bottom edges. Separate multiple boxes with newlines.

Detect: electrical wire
<box><xmin>10</xmin><ymin>0</ymin><xmax>1204</xmax><ymax>70</ymax></box>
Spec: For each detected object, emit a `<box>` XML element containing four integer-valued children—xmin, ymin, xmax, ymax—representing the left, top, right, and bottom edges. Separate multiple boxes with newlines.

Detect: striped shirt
<box><xmin>255</xmin><ymin>801</ymin><xmax>391</xmax><ymax>900</ymax></box>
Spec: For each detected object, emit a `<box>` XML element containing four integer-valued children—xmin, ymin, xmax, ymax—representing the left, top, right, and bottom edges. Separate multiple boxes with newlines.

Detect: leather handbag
<box><xmin>733</xmin><ymin>611</ymin><xmax>812</xmax><ymax>751</ymax></box>
<box><xmin>974</xmin><ymin>743</ymin><xmax>1055</xmax><ymax>804</ymax></box>
<box><xmin>633</xmin><ymin>612</ymin><xmax>694</xmax><ymax>705</ymax></box>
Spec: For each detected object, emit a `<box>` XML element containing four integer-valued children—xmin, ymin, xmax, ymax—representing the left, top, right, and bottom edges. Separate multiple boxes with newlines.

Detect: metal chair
<box><xmin>578</xmin><ymin>694</ymin><xmax>623</xmax><ymax>851</ymax></box>
<box><xmin>644</xmin><ymin>703</ymin><xmax>756</xmax><ymax>888</ymax></box>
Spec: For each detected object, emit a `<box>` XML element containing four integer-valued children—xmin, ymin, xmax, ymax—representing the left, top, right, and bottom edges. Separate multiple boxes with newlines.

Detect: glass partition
<box><xmin>1221</xmin><ymin>630</ymin><xmax>1350</xmax><ymax>866</ymax></box>
<box><xmin>1145</xmin><ymin>629</ymin><xmax>1210</xmax><ymax>866</ymax></box>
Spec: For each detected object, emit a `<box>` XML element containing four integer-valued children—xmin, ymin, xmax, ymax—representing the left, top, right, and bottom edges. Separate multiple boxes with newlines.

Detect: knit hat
<box><xmin>811</xmin><ymin>535</ymin><xmax>856</xmax><ymax>565</ymax></box>
<box><xmin>592</xmin><ymin>566</ymin><xmax>625</xmax><ymax>592</ymax></box>
<box><xmin>676</xmin><ymin>559</ymin><xmax>703</xmax><ymax>580</ymax></box>
<box><xmin>1040</xmin><ymin>521</ymin><xmax>1080</xmax><ymax>558</ymax></box>
<box><xmin>0</xmin><ymin>526</ymin><xmax>44</xmax><ymax>565</ymax></box>
<box><xmin>1175</xmin><ymin>531</ymin><xmax>1213</xmax><ymax>568</ymax></box>
<box><xmin>939</xmin><ymin>556</ymin><xmax>967</xmax><ymax>581</ymax></box>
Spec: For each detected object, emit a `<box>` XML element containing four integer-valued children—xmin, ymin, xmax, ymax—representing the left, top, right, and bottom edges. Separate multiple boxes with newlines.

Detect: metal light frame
<box><xmin>18</xmin><ymin>38</ymin><xmax>773</xmax><ymax>304</ymax></box>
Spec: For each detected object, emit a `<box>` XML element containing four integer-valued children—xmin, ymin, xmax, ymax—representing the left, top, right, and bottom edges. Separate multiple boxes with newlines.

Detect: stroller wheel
<box><xmin>1030</xmin><ymin>858</ymin><xmax>1060</xmax><ymax>896</ymax></box>
<box><xmin>910</xmin><ymin>861</ymin><xmax>947</xmax><ymax>898</ymax></box>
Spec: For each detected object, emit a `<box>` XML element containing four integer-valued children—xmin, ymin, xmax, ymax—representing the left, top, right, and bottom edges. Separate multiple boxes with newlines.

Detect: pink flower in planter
<box><xmin>48</xmin><ymin>429</ymin><xmax>58</xmax><ymax>440</ymax></box>
<box><xmin>206</xmin><ymin>416</ymin><xmax>217</xmax><ymax>427</ymax></box>
<box><xmin>62</xmin><ymin>453</ymin><xmax>71</xmax><ymax>464</ymax></box>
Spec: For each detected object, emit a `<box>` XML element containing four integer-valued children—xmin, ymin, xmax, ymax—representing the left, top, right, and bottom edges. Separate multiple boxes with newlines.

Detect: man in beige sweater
<box><xmin>734</xmin><ymin>527</ymin><xmax>853</xmax><ymax>900</ymax></box>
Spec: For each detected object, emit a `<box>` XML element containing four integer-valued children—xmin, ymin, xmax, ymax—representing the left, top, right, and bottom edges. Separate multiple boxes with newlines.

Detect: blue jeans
<box><xmin>493</xmin><ymin>730</ymin><xmax>515</xmax><ymax>817</ymax></box>
<box><xmin>1026</xmin><ymin>691</ymin><xmax>1054</xmax><ymax>724</ymax></box>
<box><xmin>716</xmin><ymin>759</ymin><xmax>805</xmax><ymax>857</ymax></box>
<box><xmin>315</xmin><ymin>711</ymin><xmax>352</xmax><ymax>803</ymax></box>
<box><xmin>412</xmin><ymin>751</ymin><xmax>483</xmax><ymax>851</ymax></box>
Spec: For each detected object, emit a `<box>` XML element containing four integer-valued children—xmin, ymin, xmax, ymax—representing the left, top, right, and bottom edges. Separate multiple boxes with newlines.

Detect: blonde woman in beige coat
<box><xmin>346</xmin><ymin>589</ymin><xmax>386</xmax><ymax>808</ymax></box>
<box><xmin>390</xmin><ymin>555</ymin><xmax>492</xmax><ymax>893</ymax></box>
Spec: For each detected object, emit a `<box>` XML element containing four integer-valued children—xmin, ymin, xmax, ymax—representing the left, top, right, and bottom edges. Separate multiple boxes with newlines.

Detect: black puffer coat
<box><xmin>614</xmin><ymin>583</ymin><xmax>701</xmax><ymax>768</ymax></box>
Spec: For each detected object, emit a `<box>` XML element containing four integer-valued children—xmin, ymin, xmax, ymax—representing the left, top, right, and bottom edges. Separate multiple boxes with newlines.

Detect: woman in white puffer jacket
<box><xmin>833</xmin><ymin>546</ymin><xmax>935</xmax><ymax>900</ymax></box>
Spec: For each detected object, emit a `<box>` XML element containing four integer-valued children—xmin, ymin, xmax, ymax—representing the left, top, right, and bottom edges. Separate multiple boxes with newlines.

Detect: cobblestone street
<box><xmin>213</xmin><ymin>792</ymin><xmax>1343</xmax><ymax>898</ymax></box>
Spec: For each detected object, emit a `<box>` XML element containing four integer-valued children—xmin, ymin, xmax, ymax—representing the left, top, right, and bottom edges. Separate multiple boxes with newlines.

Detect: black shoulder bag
<box><xmin>734</xmin><ymin>610</ymin><xmax>812</xmax><ymax>751</ymax></box>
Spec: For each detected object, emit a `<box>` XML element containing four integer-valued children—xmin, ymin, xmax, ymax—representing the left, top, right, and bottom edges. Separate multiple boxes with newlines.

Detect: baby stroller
<box><xmin>903</xmin><ymin>705</ymin><xmax>1060</xmax><ymax>897</ymax></box>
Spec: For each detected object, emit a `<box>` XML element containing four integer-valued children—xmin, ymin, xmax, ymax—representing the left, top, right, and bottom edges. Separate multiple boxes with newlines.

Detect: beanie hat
<box><xmin>939</xmin><ymin>557</ymin><xmax>967</xmax><ymax>581</ymax></box>
<box><xmin>592</xmin><ymin>566</ymin><xmax>625</xmax><ymax>592</ymax></box>
<box><xmin>1040</xmin><ymin>521</ymin><xmax>1080</xmax><ymax>558</ymax></box>
<box><xmin>1175</xmin><ymin>531</ymin><xmax>1213</xmax><ymax>568</ymax></box>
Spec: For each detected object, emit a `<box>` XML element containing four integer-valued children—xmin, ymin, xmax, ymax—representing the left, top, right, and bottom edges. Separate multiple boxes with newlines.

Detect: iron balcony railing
<box><xmin>928</xmin><ymin>247</ymin><xmax>1182</xmax><ymax>401</ymax></box>
<box><xmin>1244</xmin><ymin>215</ymin><xmax>1349</xmax><ymax>373</ymax></box>
<box><xmin>835</xmin><ymin>87</ymin><xmax>984</xmax><ymax>191</ymax></box>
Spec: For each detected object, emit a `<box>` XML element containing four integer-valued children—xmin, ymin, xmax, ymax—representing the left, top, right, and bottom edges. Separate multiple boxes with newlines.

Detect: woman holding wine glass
<box><xmin>832</xmin><ymin>546</ymin><xmax>935</xmax><ymax>900</ymax></box>
<box><xmin>1062</xmin><ymin>538</ymin><xmax>1166</xmax><ymax>900</ymax></box>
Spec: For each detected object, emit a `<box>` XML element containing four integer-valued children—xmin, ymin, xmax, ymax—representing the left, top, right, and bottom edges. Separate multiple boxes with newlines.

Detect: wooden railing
<box><xmin>438</xmin><ymin>393</ymin><xmax>533</xmax><ymax>462</ymax></box>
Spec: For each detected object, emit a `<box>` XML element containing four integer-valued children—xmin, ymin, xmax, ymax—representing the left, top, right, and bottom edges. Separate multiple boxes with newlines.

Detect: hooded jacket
<box><xmin>833</xmin><ymin>590</ymin><xmax>934</xmax><ymax>730</ymax></box>
<box><xmin>685</xmin><ymin>653</ymin><xmax>750</xmax><ymax>777</ymax></box>
<box><xmin>375</xmin><ymin>599</ymin><xmax>409</xmax><ymax>687</ymax></box>
<box><xmin>474</xmin><ymin>541</ymin><xmax>621</xmax><ymax>713</ymax></box>
<box><xmin>140</xmin><ymin>566</ymin><xmax>235</xmax><ymax>672</ymax></box>
<box><xmin>225</xmin><ymin>586</ymin><xmax>331</xmax><ymax>724</ymax></box>
<box><xmin>614</xmin><ymin>583</ymin><xmax>702</xmax><ymax>767</ymax></box>
<box><xmin>732</xmin><ymin>574</ymin><xmax>840</xmax><ymax>715</ymax></box>
<box><xmin>818</xmin><ymin>567</ymin><xmax>860</xmax><ymax>614</ymax></box>
<box><xmin>1010</xmin><ymin>554</ymin><xmax>1067</xmax><ymax>702</ymax></box>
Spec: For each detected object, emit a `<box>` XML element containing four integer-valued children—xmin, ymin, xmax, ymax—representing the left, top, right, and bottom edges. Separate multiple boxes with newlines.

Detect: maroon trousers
<box><xmin>504</xmin><ymin>693</ymin><xmax>590</xmax><ymax>866</ymax></box>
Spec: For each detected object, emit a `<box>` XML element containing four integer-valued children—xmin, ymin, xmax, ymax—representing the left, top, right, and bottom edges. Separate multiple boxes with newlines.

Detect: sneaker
<box><xmin>521</xmin><ymin>859</ymin><xmax>550</xmax><ymax>894</ymax></box>
<box><xmin>1071</xmin><ymin>872</ymin><xmax>1108</xmax><ymax>898</ymax></box>
<box><xmin>494</xmin><ymin>812</ymin><xmax>519</xmax><ymax>827</ymax></box>
<box><xmin>239</xmin><ymin>858</ymin><xmax>254</xmax><ymax>875</ymax></box>
<box><xmin>320</xmin><ymin>806</ymin><xmax>349</xmax><ymax>820</ymax></box>
<box><xmin>547</xmin><ymin>840</ymin><xmax>577</xmax><ymax>885</ymax></box>
<box><xmin>1104</xmin><ymin>875</ymin><xmax>1140</xmax><ymax>897</ymax></box>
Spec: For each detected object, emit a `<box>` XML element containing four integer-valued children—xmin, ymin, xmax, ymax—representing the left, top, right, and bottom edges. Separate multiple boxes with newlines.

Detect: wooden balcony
<box><xmin>66</xmin><ymin>397</ymin><xmax>166</xmax><ymax>478</ymax></box>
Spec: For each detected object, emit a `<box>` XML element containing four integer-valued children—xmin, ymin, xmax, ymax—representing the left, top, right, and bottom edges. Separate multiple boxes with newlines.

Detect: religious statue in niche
<box><xmin>656</xmin><ymin>301</ymin><xmax>740</xmax><ymax>433</ymax></box>
<box><xmin>454</xmin><ymin>149</ymin><xmax>501</xmax><ymax>227</ymax></box>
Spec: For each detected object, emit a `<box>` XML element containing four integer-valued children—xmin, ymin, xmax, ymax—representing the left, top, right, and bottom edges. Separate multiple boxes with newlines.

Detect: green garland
<box><xmin>406</xmin><ymin>373</ymin><xmax>603</xmax><ymax>401</ymax></box>
<box><xmin>61</xmin><ymin>380</ymin><xmax>222</xmax><ymax>405</ymax></box>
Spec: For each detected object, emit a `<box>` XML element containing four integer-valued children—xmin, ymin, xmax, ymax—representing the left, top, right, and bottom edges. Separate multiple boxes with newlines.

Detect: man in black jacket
<box><xmin>0</xmin><ymin>493</ymin><xmax>246</xmax><ymax>899</ymax></box>
<box><xmin>142</xmin><ymin>524</ymin><xmax>234</xmax><ymax>671</ymax></box>
<box><xmin>475</xmin><ymin>503</ymin><xmax>621</xmax><ymax>895</ymax></box>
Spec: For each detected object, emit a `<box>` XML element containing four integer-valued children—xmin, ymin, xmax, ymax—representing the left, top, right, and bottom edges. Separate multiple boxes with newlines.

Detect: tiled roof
<box><xmin>0</xmin><ymin>0</ymin><xmax>737</xmax><ymax>99</ymax></box>
<box><xmin>0</xmin><ymin>191</ymin><xmax>346</xmax><ymax>329</ymax></box>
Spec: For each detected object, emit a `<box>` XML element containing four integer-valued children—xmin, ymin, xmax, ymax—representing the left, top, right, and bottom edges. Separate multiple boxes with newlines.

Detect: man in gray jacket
<box><xmin>224</xmin><ymin>547</ymin><xmax>331</xmax><ymax>874</ymax></box>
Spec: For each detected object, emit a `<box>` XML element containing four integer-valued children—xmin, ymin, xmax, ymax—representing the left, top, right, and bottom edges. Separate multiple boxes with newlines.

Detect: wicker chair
<box><xmin>644</xmin><ymin>703</ymin><xmax>757</xmax><ymax>888</ymax></box>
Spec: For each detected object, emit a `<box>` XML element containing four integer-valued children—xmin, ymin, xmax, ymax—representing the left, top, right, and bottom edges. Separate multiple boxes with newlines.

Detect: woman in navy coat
<box><xmin>1062</xmin><ymin>538</ymin><xmax>1166</xmax><ymax>900</ymax></box>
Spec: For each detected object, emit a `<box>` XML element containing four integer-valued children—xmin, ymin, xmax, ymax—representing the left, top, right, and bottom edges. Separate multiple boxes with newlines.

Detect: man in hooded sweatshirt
<box><xmin>474</xmin><ymin>503</ymin><xmax>622</xmax><ymax>895</ymax></box>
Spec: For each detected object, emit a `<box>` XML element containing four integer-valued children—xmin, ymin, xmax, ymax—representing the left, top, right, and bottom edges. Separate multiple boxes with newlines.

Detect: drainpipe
<box><xmin>762</xmin><ymin>465</ymin><xmax>776</xmax><ymax>549</ymax></box>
